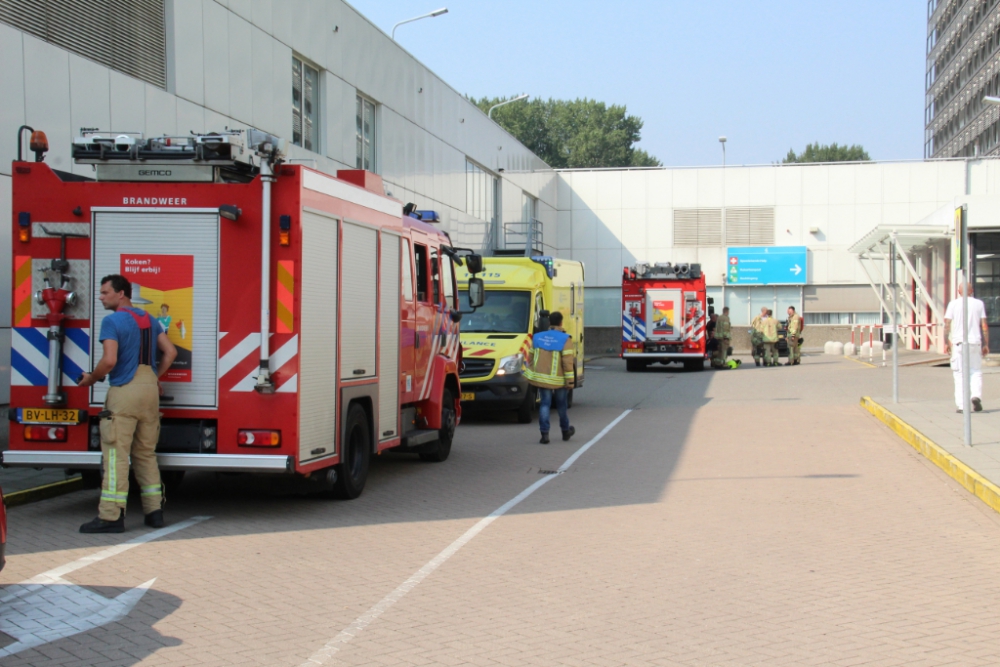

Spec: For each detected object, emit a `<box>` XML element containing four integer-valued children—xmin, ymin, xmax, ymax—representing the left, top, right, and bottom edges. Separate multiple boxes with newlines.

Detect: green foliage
<box><xmin>472</xmin><ymin>97</ymin><xmax>661</xmax><ymax>169</ymax></box>
<box><xmin>782</xmin><ymin>143</ymin><xmax>871</xmax><ymax>163</ymax></box>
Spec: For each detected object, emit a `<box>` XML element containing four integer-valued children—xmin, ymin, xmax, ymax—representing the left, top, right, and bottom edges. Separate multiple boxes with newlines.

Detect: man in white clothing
<box><xmin>944</xmin><ymin>283</ymin><xmax>990</xmax><ymax>413</ymax></box>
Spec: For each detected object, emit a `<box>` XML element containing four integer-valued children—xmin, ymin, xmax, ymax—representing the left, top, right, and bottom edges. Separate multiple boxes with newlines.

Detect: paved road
<box><xmin>3</xmin><ymin>356</ymin><xmax>1000</xmax><ymax>666</ymax></box>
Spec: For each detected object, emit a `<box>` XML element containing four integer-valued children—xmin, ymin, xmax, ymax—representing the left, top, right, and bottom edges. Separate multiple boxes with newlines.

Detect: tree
<box><xmin>472</xmin><ymin>97</ymin><xmax>661</xmax><ymax>168</ymax></box>
<box><xmin>782</xmin><ymin>143</ymin><xmax>871</xmax><ymax>163</ymax></box>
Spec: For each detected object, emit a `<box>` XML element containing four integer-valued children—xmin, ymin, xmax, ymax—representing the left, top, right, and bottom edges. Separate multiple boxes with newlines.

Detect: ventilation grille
<box><xmin>725</xmin><ymin>207</ymin><xmax>775</xmax><ymax>246</ymax></box>
<box><xmin>673</xmin><ymin>208</ymin><xmax>722</xmax><ymax>247</ymax></box>
<box><xmin>0</xmin><ymin>0</ymin><xmax>166</xmax><ymax>89</ymax></box>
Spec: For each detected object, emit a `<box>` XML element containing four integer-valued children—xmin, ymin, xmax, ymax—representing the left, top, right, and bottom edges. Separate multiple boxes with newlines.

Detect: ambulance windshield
<box><xmin>458</xmin><ymin>290</ymin><xmax>531</xmax><ymax>333</ymax></box>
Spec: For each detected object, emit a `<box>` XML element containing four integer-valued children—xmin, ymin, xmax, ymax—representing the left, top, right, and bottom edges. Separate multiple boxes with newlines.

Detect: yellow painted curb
<box><xmin>3</xmin><ymin>476</ymin><xmax>84</xmax><ymax>508</ymax></box>
<box><xmin>846</xmin><ymin>356</ymin><xmax>877</xmax><ymax>368</ymax></box>
<box><xmin>861</xmin><ymin>396</ymin><xmax>1000</xmax><ymax>515</ymax></box>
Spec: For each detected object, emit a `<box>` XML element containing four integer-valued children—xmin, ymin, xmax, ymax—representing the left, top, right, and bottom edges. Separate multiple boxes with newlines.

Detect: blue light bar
<box><xmin>530</xmin><ymin>255</ymin><xmax>556</xmax><ymax>278</ymax></box>
<box><xmin>416</xmin><ymin>210</ymin><xmax>440</xmax><ymax>222</ymax></box>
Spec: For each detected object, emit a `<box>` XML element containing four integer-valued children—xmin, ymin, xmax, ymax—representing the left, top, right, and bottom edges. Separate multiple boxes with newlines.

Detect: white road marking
<box><xmin>0</xmin><ymin>515</ymin><xmax>211</xmax><ymax>658</ymax></box>
<box><xmin>299</xmin><ymin>410</ymin><xmax>632</xmax><ymax>666</ymax></box>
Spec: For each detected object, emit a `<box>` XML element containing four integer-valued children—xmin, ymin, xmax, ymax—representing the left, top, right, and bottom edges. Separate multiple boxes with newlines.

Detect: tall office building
<box><xmin>925</xmin><ymin>0</ymin><xmax>1000</xmax><ymax>158</ymax></box>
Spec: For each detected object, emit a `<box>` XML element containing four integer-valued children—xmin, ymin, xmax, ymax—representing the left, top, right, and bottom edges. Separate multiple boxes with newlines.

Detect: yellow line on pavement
<box><xmin>3</xmin><ymin>477</ymin><xmax>84</xmax><ymax>508</ymax></box>
<box><xmin>861</xmin><ymin>396</ymin><xmax>1000</xmax><ymax>515</ymax></box>
<box><xmin>846</xmin><ymin>356</ymin><xmax>877</xmax><ymax>368</ymax></box>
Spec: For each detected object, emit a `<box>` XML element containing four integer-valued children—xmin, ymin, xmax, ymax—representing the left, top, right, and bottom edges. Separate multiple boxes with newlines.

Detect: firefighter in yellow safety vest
<box><xmin>524</xmin><ymin>311</ymin><xmax>576</xmax><ymax>445</ymax></box>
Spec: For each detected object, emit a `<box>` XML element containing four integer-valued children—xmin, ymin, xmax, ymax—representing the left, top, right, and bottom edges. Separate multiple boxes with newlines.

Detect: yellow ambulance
<box><xmin>457</xmin><ymin>256</ymin><xmax>585</xmax><ymax>423</ymax></box>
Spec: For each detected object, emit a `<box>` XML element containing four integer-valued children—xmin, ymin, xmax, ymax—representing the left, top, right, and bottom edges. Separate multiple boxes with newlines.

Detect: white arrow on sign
<box><xmin>790</xmin><ymin>264</ymin><xmax>802</xmax><ymax>276</ymax></box>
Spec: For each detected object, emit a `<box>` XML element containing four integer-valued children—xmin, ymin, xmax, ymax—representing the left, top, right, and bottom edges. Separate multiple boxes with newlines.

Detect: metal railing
<box><xmin>501</xmin><ymin>219</ymin><xmax>554</xmax><ymax>256</ymax></box>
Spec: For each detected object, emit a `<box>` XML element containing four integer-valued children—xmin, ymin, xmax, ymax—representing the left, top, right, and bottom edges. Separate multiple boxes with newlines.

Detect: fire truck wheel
<box><xmin>626</xmin><ymin>359</ymin><xmax>647</xmax><ymax>372</ymax></box>
<box><xmin>420</xmin><ymin>388</ymin><xmax>456</xmax><ymax>462</ymax></box>
<box><xmin>515</xmin><ymin>387</ymin><xmax>535</xmax><ymax>424</ymax></box>
<box><xmin>683</xmin><ymin>359</ymin><xmax>704</xmax><ymax>372</ymax></box>
<box><xmin>333</xmin><ymin>403</ymin><xmax>371</xmax><ymax>499</ymax></box>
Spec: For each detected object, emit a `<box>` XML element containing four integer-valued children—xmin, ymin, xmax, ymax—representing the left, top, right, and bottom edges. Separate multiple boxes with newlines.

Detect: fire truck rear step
<box><xmin>401</xmin><ymin>429</ymin><xmax>438</xmax><ymax>447</ymax></box>
<box><xmin>0</xmin><ymin>450</ymin><xmax>293</xmax><ymax>473</ymax></box>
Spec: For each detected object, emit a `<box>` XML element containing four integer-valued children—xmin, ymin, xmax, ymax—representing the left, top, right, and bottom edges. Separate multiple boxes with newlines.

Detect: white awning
<box><xmin>849</xmin><ymin>224</ymin><xmax>951</xmax><ymax>256</ymax></box>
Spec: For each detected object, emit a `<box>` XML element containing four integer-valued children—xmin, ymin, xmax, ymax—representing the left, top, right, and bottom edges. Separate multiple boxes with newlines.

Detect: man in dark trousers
<box><xmin>524</xmin><ymin>311</ymin><xmax>575</xmax><ymax>444</ymax></box>
<box><xmin>78</xmin><ymin>274</ymin><xmax>178</xmax><ymax>533</ymax></box>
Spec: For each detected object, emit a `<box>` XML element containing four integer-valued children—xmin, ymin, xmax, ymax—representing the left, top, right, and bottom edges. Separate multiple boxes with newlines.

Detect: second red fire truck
<box><xmin>621</xmin><ymin>262</ymin><xmax>711</xmax><ymax>372</ymax></box>
<box><xmin>2</xmin><ymin>127</ymin><xmax>484</xmax><ymax>499</ymax></box>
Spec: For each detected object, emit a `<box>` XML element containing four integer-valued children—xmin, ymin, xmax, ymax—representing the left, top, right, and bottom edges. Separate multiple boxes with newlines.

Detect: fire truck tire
<box><xmin>625</xmin><ymin>359</ymin><xmax>647</xmax><ymax>372</ymax></box>
<box><xmin>332</xmin><ymin>403</ymin><xmax>371</xmax><ymax>499</ymax></box>
<box><xmin>515</xmin><ymin>387</ymin><xmax>535</xmax><ymax>424</ymax></box>
<box><xmin>420</xmin><ymin>388</ymin><xmax>456</xmax><ymax>462</ymax></box>
<box><xmin>683</xmin><ymin>359</ymin><xmax>704</xmax><ymax>372</ymax></box>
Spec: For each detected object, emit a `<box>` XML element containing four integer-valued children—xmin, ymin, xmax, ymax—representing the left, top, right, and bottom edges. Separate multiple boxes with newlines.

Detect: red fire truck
<box><xmin>621</xmin><ymin>262</ymin><xmax>710</xmax><ymax>372</ymax></box>
<box><xmin>2</xmin><ymin>127</ymin><xmax>483</xmax><ymax>499</ymax></box>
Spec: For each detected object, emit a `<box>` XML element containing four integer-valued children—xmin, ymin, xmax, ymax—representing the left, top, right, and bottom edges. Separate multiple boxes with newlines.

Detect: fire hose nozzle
<box><xmin>34</xmin><ymin>290</ymin><xmax>44</xmax><ymax>304</ymax></box>
<box><xmin>64</xmin><ymin>291</ymin><xmax>77</xmax><ymax>307</ymax></box>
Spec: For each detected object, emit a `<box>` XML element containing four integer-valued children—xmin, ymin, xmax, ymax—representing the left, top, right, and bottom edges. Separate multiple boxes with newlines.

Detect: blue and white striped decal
<box><xmin>622</xmin><ymin>313</ymin><xmax>647</xmax><ymax>342</ymax></box>
<box><xmin>12</xmin><ymin>327</ymin><xmax>90</xmax><ymax>387</ymax></box>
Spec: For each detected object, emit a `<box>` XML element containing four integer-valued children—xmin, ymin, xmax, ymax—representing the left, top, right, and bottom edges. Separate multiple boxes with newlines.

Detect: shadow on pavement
<box><xmin>0</xmin><ymin>584</ymin><xmax>182</xmax><ymax>665</ymax></box>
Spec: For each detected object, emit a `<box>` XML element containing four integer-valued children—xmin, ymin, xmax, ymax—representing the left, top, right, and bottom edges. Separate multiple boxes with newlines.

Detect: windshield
<box><xmin>458</xmin><ymin>290</ymin><xmax>531</xmax><ymax>333</ymax></box>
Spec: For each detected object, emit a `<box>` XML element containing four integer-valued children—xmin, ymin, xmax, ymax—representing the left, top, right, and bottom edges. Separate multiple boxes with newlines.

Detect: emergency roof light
<box><xmin>416</xmin><ymin>210</ymin><xmax>439</xmax><ymax>222</ymax></box>
<box><xmin>29</xmin><ymin>131</ymin><xmax>48</xmax><ymax>161</ymax></box>
<box><xmin>530</xmin><ymin>255</ymin><xmax>557</xmax><ymax>278</ymax></box>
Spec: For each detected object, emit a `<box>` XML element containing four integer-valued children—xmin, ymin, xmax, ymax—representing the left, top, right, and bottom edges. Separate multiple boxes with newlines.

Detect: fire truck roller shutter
<box><xmin>378</xmin><ymin>233</ymin><xmax>401</xmax><ymax>441</ymax></box>
<box><xmin>340</xmin><ymin>223</ymin><xmax>378</xmax><ymax>379</ymax></box>
<box><xmin>91</xmin><ymin>212</ymin><xmax>219</xmax><ymax>408</ymax></box>
<box><xmin>299</xmin><ymin>211</ymin><xmax>339</xmax><ymax>464</ymax></box>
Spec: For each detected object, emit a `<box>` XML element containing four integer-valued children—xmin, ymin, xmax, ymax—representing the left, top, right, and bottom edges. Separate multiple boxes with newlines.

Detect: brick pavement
<box><xmin>2</xmin><ymin>356</ymin><xmax>1000</xmax><ymax>665</ymax></box>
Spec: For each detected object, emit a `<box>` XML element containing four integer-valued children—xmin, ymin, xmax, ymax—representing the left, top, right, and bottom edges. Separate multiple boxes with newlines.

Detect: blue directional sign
<box><xmin>727</xmin><ymin>246</ymin><xmax>807</xmax><ymax>285</ymax></box>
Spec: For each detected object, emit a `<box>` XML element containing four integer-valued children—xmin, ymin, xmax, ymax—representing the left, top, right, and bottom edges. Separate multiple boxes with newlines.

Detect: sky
<box><xmin>347</xmin><ymin>0</ymin><xmax>927</xmax><ymax>167</ymax></box>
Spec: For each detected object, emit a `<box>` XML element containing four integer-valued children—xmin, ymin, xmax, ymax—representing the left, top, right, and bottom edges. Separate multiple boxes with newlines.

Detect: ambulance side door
<box><xmin>400</xmin><ymin>238</ymin><xmax>417</xmax><ymax>403</ymax></box>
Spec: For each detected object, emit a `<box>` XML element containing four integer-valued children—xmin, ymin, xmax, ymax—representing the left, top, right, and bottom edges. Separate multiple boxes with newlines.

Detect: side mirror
<box><xmin>465</xmin><ymin>254</ymin><xmax>484</xmax><ymax>275</ymax></box>
<box><xmin>467</xmin><ymin>278</ymin><xmax>485</xmax><ymax>308</ymax></box>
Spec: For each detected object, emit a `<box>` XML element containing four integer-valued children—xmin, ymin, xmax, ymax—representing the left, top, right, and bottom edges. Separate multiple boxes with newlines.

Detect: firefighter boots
<box><xmin>80</xmin><ymin>509</ymin><xmax>125</xmax><ymax>534</ymax></box>
<box><xmin>540</xmin><ymin>433</ymin><xmax>550</xmax><ymax>444</ymax></box>
<box><xmin>562</xmin><ymin>426</ymin><xmax>576</xmax><ymax>441</ymax></box>
<box><xmin>144</xmin><ymin>510</ymin><xmax>165</xmax><ymax>528</ymax></box>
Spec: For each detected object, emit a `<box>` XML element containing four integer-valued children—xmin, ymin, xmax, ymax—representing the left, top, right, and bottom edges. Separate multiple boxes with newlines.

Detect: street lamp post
<box><xmin>391</xmin><ymin>7</ymin><xmax>448</xmax><ymax>40</ymax></box>
<box><xmin>719</xmin><ymin>136</ymin><xmax>727</xmax><ymax>167</ymax></box>
<box><xmin>488</xmin><ymin>94</ymin><xmax>529</xmax><ymax>120</ymax></box>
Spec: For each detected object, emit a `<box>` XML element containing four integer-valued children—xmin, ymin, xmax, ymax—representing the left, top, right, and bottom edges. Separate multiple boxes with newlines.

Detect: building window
<box><xmin>0</xmin><ymin>0</ymin><xmax>166</xmax><ymax>88</ymax></box>
<box><xmin>521</xmin><ymin>193</ymin><xmax>537</xmax><ymax>222</ymax></box>
<box><xmin>466</xmin><ymin>160</ymin><xmax>498</xmax><ymax>223</ymax></box>
<box><xmin>293</xmin><ymin>56</ymin><xmax>320</xmax><ymax>151</ymax></box>
<box><xmin>356</xmin><ymin>95</ymin><xmax>377</xmax><ymax>171</ymax></box>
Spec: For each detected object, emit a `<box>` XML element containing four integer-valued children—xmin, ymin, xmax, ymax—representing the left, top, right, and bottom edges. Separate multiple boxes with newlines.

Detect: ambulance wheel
<box><xmin>333</xmin><ymin>403</ymin><xmax>371</xmax><ymax>499</ymax></box>
<box><xmin>515</xmin><ymin>387</ymin><xmax>535</xmax><ymax>424</ymax></box>
<box><xmin>626</xmin><ymin>359</ymin><xmax>647</xmax><ymax>372</ymax></box>
<box><xmin>420</xmin><ymin>388</ymin><xmax>456</xmax><ymax>462</ymax></box>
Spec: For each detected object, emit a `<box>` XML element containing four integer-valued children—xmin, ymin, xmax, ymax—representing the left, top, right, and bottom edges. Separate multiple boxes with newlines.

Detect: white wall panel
<box><xmin>172</xmin><ymin>0</ymin><xmax>205</xmax><ymax>105</ymax></box>
<box><xmin>597</xmin><ymin>248</ymin><xmax>623</xmax><ymax>286</ymax></box>
<box><xmin>881</xmin><ymin>163</ymin><xmax>911</xmax><ymax>204</ymax></box>
<box><xmin>696</xmin><ymin>169</ymin><xmax>723</xmax><ymax>205</ymax></box>
<box><xmin>146</xmin><ymin>84</ymin><xmax>178</xmax><ymax>137</ymax></box>
<box><xmin>202</xmin><ymin>0</ymin><xmax>230</xmax><ymax>117</ymax></box>
<box><xmin>723</xmin><ymin>168</ymin><xmax>750</xmax><ymax>206</ymax></box>
<box><xmin>646</xmin><ymin>170</ymin><xmax>672</xmax><ymax>209</ymax></box>
<box><xmin>597</xmin><ymin>171</ymin><xmax>622</xmax><ymax>210</ymax></box>
<box><xmin>826</xmin><ymin>205</ymin><xmax>855</xmax><ymax>246</ymax></box>
<box><xmin>748</xmin><ymin>168</ymin><xmax>775</xmax><ymax>206</ymax></box>
<box><xmin>854</xmin><ymin>163</ymin><xmax>883</xmax><ymax>205</ymax></box>
<box><xmin>0</xmin><ymin>24</ymin><xmax>25</xmax><ymax>176</ymax></box>
<box><xmin>647</xmin><ymin>209</ymin><xmax>672</xmax><ymax>248</ymax></box>
<box><xmin>801</xmin><ymin>166</ymin><xmax>829</xmax><ymax>207</ymax></box>
<box><xmin>269</xmin><ymin>0</ymin><xmax>293</xmax><ymax>45</ymax></box>
<box><xmin>571</xmin><ymin>209</ymin><xmax>598</xmax><ymax>248</ymax></box>
<box><xmin>176</xmin><ymin>97</ymin><xmax>206</xmax><ymax>135</ymax></box>
<box><xmin>110</xmin><ymin>70</ymin><xmax>146</xmax><ymax>137</ymax></box>
<box><xmin>828</xmin><ymin>163</ymin><xmax>855</xmax><ymax>205</ymax></box>
<box><xmin>68</xmin><ymin>54</ymin><xmax>110</xmax><ymax>176</ymax></box>
<box><xmin>909</xmin><ymin>162</ymin><xmax>938</xmax><ymax>203</ymax></box>
<box><xmin>595</xmin><ymin>210</ymin><xmax>622</xmax><ymax>249</ymax></box>
<box><xmin>570</xmin><ymin>171</ymin><xmax>598</xmax><ymax>210</ymax></box>
<box><xmin>229</xmin><ymin>0</ymin><xmax>252</xmax><ymax>21</ymax></box>
<box><xmin>251</xmin><ymin>25</ymin><xmax>274</xmax><ymax>134</ymax></box>
<box><xmin>23</xmin><ymin>36</ymin><xmax>72</xmax><ymax>172</ymax></box>
<box><xmin>271</xmin><ymin>41</ymin><xmax>293</xmax><ymax>141</ymax></box>
<box><xmin>228</xmin><ymin>13</ymin><xmax>253</xmax><ymax>125</ymax></box>
<box><xmin>775</xmin><ymin>167</ymin><xmax>802</xmax><ymax>206</ymax></box>
<box><xmin>621</xmin><ymin>208</ymin><xmax>647</xmax><ymax>252</ymax></box>
<box><xmin>671</xmin><ymin>170</ymin><xmax>698</xmax><ymax>208</ymax></box>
